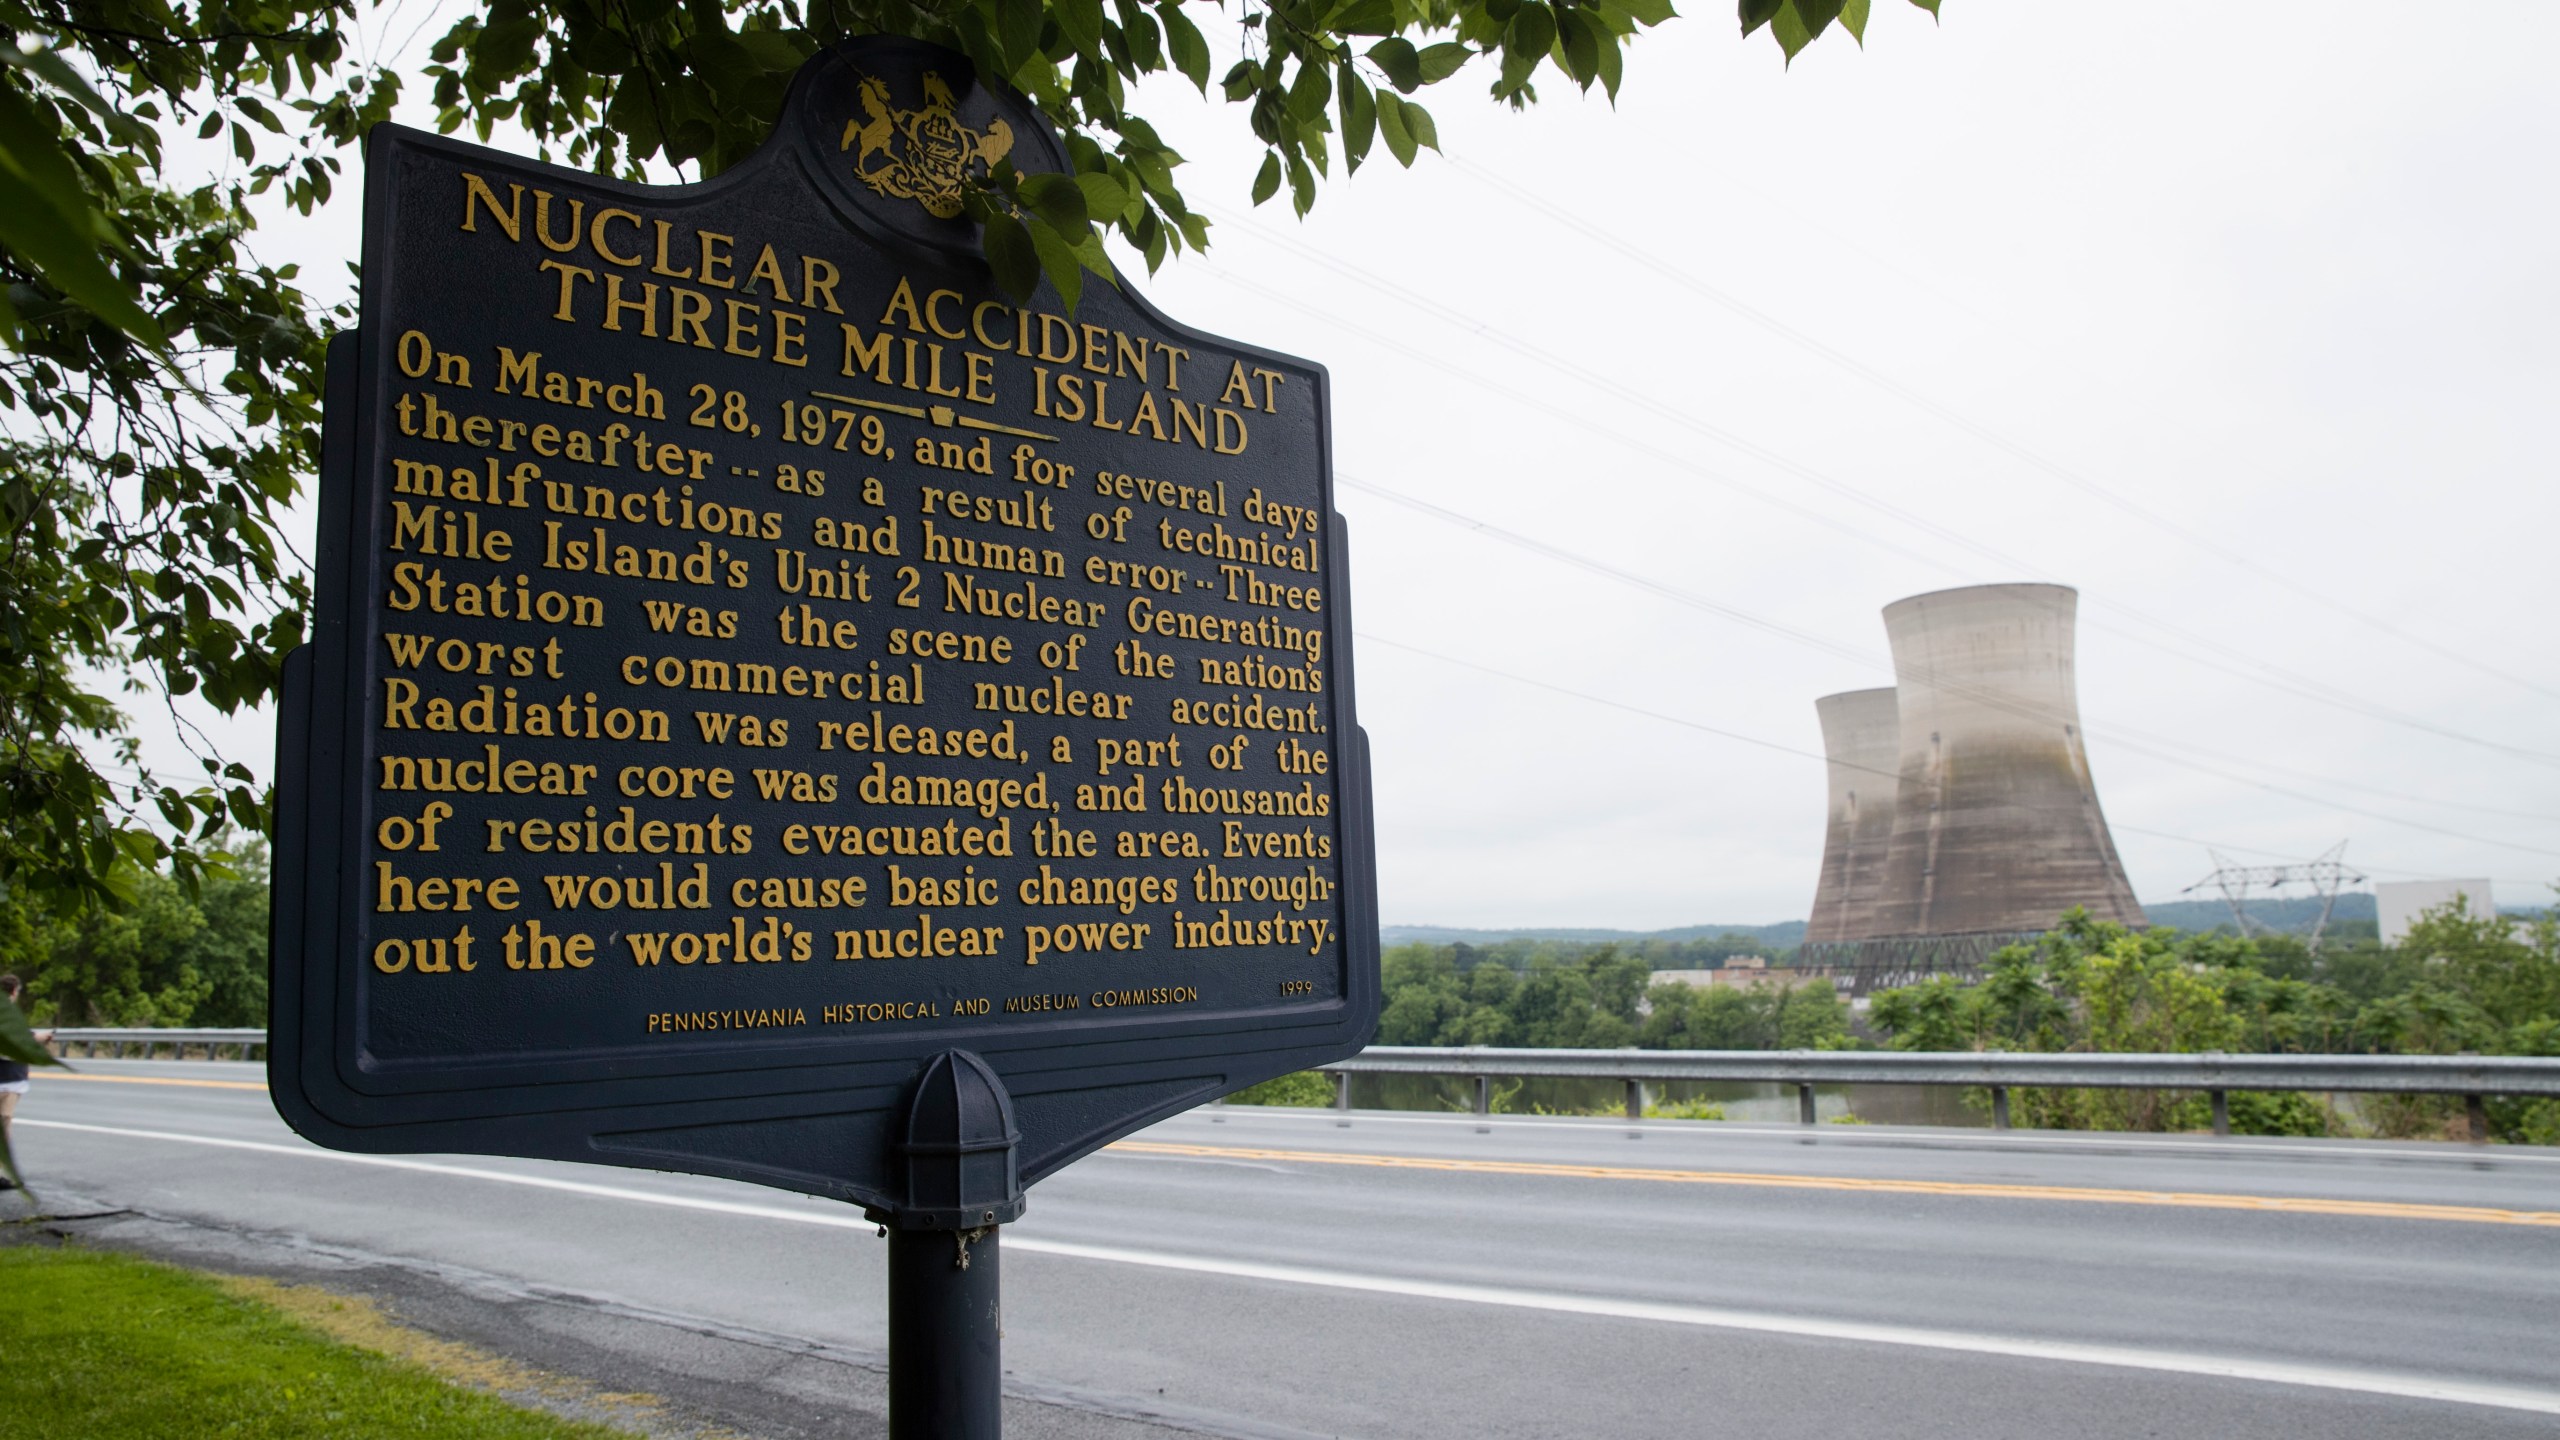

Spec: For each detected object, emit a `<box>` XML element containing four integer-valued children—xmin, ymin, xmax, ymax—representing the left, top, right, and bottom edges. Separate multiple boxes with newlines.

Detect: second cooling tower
<box><xmin>1869</xmin><ymin>584</ymin><xmax>2145</xmax><ymax>936</ymax></box>
<box><xmin>1807</xmin><ymin>688</ymin><xmax>1900</xmax><ymax>942</ymax></box>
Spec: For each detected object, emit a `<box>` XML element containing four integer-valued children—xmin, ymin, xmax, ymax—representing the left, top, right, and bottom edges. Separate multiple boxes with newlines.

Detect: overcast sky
<box><xmin>157</xmin><ymin>1</ymin><xmax>2560</xmax><ymax>930</ymax></box>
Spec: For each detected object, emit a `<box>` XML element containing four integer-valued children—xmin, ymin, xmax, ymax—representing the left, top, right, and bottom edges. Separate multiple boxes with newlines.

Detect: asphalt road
<box><xmin>10</xmin><ymin>1059</ymin><xmax>2559</xmax><ymax>1439</ymax></box>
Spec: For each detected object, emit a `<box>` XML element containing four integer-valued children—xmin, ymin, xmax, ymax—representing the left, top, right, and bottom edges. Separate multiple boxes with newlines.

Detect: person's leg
<box><xmin>0</xmin><ymin>1088</ymin><xmax>18</xmax><ymax>1188</ymax></box>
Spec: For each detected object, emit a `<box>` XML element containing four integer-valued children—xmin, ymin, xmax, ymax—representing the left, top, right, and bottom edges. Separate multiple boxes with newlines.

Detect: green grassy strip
<box><xmin>0</xmin><ymin>1247</ymin><xmax>631</xmax><ymax>1439</ymax></box>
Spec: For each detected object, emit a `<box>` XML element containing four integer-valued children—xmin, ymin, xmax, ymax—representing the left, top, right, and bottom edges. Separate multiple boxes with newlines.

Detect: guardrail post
<box><xmin>1333</xmin><ymin>1071</ymin><xmax>1351</xmax><ymax>1112</ymax></box>
<box><xmin>1624</xmin><ymin>1080</ymin><xmax>1644</xmax><ymax>1121</ymax></box>
<box><xmin>1990</xmin><ymin>1086</ymin><xmax>2011</xmax><ymax>1129</ymax></box>
<box><xmin>2465</xmin><ymin>1094</ymin><xmax>2488</xmax><ymax>1143</ymax></box>
<box><xmin>1472</xmin><ymin>1076</ymin><xmax>1491</xmax><ymax>1116</ymax></box>
<box><xmin>2210</xmin><ymin>1090</ymin><xmax>2230</xmax><ymax>1137</ymax></box>
<box><xmin>1797</xmin><ymin>1084</ymin><xmax>1816</xmax><ymax>1125</ymax></box>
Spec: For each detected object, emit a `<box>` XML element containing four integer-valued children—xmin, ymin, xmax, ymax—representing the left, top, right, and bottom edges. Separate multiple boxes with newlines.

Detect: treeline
<box><xmin>1868</xmin><ymin>903</ymin><xmax>2560</xmax><ymax>1143</ymax></box>
<box><xmin>0</xmin><ymin>842</ymin><xmax>270</xmax><ymax>1028</ymax></box>
<box><xmin>1378</xmin><ymin>943</ymin><xmax>1848</xmax><ymax>1051</ymax></box>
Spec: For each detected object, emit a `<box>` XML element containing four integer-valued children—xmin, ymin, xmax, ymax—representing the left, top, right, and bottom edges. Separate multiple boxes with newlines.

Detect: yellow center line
<box><xmin>38</xmin><ymin>1072</ymin><xmax>269</xmax><ymax>1092</ymax></box>
<box><xmin>1106</xmin><ymin>1140</ymin><xmax>2560</xmax><ymax>1228</ymax></box>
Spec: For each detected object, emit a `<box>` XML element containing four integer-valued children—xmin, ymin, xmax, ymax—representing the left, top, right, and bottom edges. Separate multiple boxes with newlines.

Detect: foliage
<box><xmin>1379</xmin><ymin>940</ymin><xmax>1851</xmax><ymax>1059</ymax></box>
<box><xmin>1641</xmin><ymin>976</ymin><xmax>1850</xmax><ymax>1050</ymax></box>
<box><xmin>2223</xmin><ymin>1089</ymin><xmax>2328</xmax><ymax>1138</ymax></box>
<box><xmin>5</xmin><ymin>839</ymin><xmax>271</xmax><ymax>1028</ymax></box>
<box><xmin>1225</xmin><ymin>1068</ymin><xmax>1335</xmax><ymax>1105</ymax></box>
<box><xmin>1641</xmin><ymin>1095</ymin><xmax>1725</xmax><ymax>1120</ymax></box>
<box><xmin>0</xmin><ymin>0</ymin><xmax>373</xmax><ymax>907</ymax></box>
<box><xmin>0</xmin><ymin>0</ymin><xmax>1943</xmax><ymax>908</ymax></box>
<box><xmin>0</xmin><ymin>1247</ymin><xmax>630</xmax><ymax>1438</ymax></box>
<box><xmin>1867</xmin><ymin>900</ymin><xmax>2560</xmax><ymax>1141</ymax></box>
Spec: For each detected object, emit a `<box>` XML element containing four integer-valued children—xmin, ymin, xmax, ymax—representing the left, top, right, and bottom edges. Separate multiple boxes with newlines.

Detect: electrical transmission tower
<box><xmin>2181</xmin><ymin>843</ymin><xmax>2366</xmax><ymax>950</ymax></box>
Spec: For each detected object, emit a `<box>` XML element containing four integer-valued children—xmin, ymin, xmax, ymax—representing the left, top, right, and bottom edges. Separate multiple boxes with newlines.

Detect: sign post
<box><xmin>270</xmin><ymin>37</ymin><xmax>1377</xmax><ymax>1436</ymax></box>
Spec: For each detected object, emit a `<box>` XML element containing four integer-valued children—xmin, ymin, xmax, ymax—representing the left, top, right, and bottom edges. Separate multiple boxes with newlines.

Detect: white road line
<box><xmin>22</xmin><ymin>1117</ymin><xmax>2560</xmax><ymax>1418</ymax></box>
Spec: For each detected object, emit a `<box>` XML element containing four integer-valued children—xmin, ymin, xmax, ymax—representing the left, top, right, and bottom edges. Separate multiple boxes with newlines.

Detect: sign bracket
<box><xmin>871</xmin><ymin>1049</ymin><xmax>1022</xmax><ymax>1436</ymax></box>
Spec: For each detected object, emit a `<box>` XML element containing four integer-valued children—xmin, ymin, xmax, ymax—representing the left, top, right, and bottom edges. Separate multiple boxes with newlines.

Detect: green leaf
<box><xmin>1021</xmin><ymin>172</ymin><xmax>1091</xmax><ymax>233</ymax></box>
<box><xmin>1251</xmin><ymin>151</ymin><xmax>1282</xmax><ymax>205</ymax></box>
<box><xmin>1028</xmin><ymin>212</ymin><xmax>1085</xmax><ymax>312</ymax></box>
<box><xmin>1160</xmin><ymin>1</ymin><xmax>1212</xmax><ymax>90</ymax></box>
<box><xmin>1055</xmin><ymin>0</ymin><xmax>1108</xmax><ymax>56</ymax></box>
<box><xmin>0</xmin><ymin>169</ymin><xmax>165</xmax><ymax>349</ymax></box>
<box><xmin>1341</xmin><ymin>68</ymin><xmax>1378</xmax><ymax>170</ymax></box>
<box><xmin>1075</xmin><ymin>170</ymin><xmax>1131</xmax><ymax>225</ymax></box>
<box><xmin>1506</xmin><ymin>4</ymin><xmax>1558</xmax><ymax>71</ymax></box>
<box><xmin>1738</xmin><ymin>0</ymin><xmax>1784</xmax><ymax>35</ymax></box>
<box><xmin>1287</xmin><ymin>56</ymin><xmax>1332</xmax><ymax>123</ymax></box>
<box><xmin>1</xmin><ymin>49</ymin><xmax>152</xmax><ymax>149</ymax></box>
<box><xmin>1556</xmin><ymin>8</ymin><xmax>1602</xmax><ymax>87</ymax></box>
<box><xmin>1401</xmin><ymin>98</ymin><xmax>1440</xmax><ymax>152</ymax></box>
<box><xmin>1330</xmin><ymin>0</ymin><xmax>1399</xmax><ymax>34</ymax></box>
<box><xmin>0</xmin><ymin>995</ymin><xmax>61</xmax><ymax>1071</ymax></box>
<box><xmin>1841</xmin><ymin>0</ymin><xmax>1870</xmax><ymax>42</ymax></box>
<box><xmin>996</xmin><ymin>0</ymin><xmax>1049</xmax><ymax>71</ymax></box>
<box><xmin>981</xmin><ymin>213</ymin><xmax>1040</xmax><ymax>302</ymax></box>
<box><xmin>1416</xmin><ymin>41</ymin><xmax>1473</xmax><ymax>83</ymax></box>
<box><xmin>1376</xmin><ymin>91</ymin><xmax>1418</xmax><ymax>166</ymax></box>
<box><xmin>1286</xmin><ymin>151</ymin><xmax>1316</xmax><ymax>216</ymax></box>
<box><xmin>1367</xmin><ymin>38</ymin><xmax>1422</xmax><ymax>93</ymax></box>
<box><xmin>1907</xmin><ymin>0</ymin><xmax>1939</xmax><ymax>14</ymax></box>
<box><xmin>1772</xmin><ymin>0</ymin><xmax>1843</xmax><ymax>58</ymax></box>
<box><xmin>1610</xmin><ymin>0</ymin><xmax>1679</xmax><ymax>25</ymax></box>
<box><xmin>1594</xmin><ymin>23</ymin><xmax>1626</xmax><ymax>98</ymax></box>
<box><xmin>471</xmin><ymin>0</ymin><xmax>545</xmax><ymax>80</ymax></box>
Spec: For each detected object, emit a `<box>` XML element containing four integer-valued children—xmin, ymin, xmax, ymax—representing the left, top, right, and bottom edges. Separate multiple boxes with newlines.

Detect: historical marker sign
<box><xmin>272</xmin><ymin>38</ymin><xmax>1378</xmax><ymax>1211</ymax></box>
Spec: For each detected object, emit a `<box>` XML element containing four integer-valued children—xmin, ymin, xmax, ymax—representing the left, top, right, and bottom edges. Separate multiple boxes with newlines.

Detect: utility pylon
<box><xmin>2181</xmin><ymin>842</ymin><xmax>2366</xmax><ymax>950</ymax></box>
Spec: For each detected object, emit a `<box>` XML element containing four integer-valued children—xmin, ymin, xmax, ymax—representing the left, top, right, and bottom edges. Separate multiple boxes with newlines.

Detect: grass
<box><xmin>0</xmin><ymin>1246</ymin><xmax>646</xmax><ymax>1439</ymax></box>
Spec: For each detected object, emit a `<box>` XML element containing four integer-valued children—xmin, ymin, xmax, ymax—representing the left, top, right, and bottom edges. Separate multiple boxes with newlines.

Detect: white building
<box><xmin>2376</xmin><ymin>878</ymin><xmax>2496</xmax><ymax>945</ymax></box>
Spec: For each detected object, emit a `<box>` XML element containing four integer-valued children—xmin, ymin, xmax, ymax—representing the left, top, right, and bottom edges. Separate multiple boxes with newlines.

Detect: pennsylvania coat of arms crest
<box><xmin>839</xmin><ymin>71</ymin><xmax>1014</xmax><ymax>220</ymax></box>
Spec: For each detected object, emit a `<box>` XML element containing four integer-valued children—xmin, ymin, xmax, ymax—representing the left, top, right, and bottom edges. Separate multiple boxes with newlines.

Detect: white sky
<box><xmin>134</xmin><ymin>1</ymin><xmax>2560</xmax><ymax>929</ymax></box>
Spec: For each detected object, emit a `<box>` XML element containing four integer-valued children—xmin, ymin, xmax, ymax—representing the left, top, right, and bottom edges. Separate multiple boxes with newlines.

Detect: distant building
<box><xmin>1650</xmin><ymin>962</ymin><xmax>1838</xmax><ymax>992</ymax></box>
<box><xmin>2377</xmin><ymin>878</ymin><xmax>2496</xmax><ymax>945</ymax></box>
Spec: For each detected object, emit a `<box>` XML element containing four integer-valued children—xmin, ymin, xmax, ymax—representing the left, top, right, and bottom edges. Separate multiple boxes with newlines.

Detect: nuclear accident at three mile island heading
<box><xmin>270</xmin><ymin>40</ymin><xmax>1375</xmax><ymax>1115</ymax></box>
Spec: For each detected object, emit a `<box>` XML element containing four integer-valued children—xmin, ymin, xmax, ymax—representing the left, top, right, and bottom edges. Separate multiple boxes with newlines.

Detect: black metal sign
<box><xmin>271</xmin><ymin>37</ymin><xmax>1378</xmax><ymax>1212</ymax></box>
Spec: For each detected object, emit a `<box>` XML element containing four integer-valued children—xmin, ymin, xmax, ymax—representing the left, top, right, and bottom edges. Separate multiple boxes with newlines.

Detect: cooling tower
<box><xmin>1870</xmin><ymin>584</ymin><xmax>2145</xmax><ymax>936</ymax></box>
<box><xmin>1806</xmin><ymin>688</ymin><xmax>1901</xmax><ymax>943</ymax></box>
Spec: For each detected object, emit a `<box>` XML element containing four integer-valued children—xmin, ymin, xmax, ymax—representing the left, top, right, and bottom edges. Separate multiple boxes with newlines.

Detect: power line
<box><xmin>1339</xmin><ymin>474</ymin><xmax>2560</xmax><ymax>860</ymax></box>
<box><xmin>1341</xmin><ymin>473</ymin><xmax>2558</xmax><ymax>826</ymax></box>
<box><xmin>1448</xmin><ymin>156</ymin><xmax>2560</xmax><ymax>706</ymax></box>
<box><xmin>1356</xmin><ymin>631</ymin><xmax>2552</xmax><ymax>893</ymax></box>
<box><xmin>1189</xmin><ymin>233</ymin><xmax>2560</xmax><ymax>769</ymax></box>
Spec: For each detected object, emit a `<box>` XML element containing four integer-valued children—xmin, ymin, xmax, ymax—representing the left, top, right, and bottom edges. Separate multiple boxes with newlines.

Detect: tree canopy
<box><xmin>0</xmin><ymin>0</ymin><xmax>1936</xmax><ymax>909</ymax></box>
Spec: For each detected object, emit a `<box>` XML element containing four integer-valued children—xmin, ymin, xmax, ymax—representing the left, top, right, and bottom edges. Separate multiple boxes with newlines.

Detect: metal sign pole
<box><xmin>873</xmin><ymin>1050</ymin><xmax>1025</xmax><ymax>1440</ymax></box>
<box><xmin>887</xmin><ymin>1226</ymin><xmax>1003</xmax><ymax>1439</ymax></box>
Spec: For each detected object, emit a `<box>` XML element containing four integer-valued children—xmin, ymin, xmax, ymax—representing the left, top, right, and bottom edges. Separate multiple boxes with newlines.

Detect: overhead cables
<box><xmin>1341</xmin><ymin>473</ymin><xmax>2559</xmax><ymax>827</ymax></box>
<box><xmin>1446</xmin><ymin>156</ymin><xmax>2560</xmax><ymax>706</ymax></box>
<box><xmin>1189</xmin><ymin>220</ymin><xmax>2560</xmax><ymax>769</ymax></box>
<box><xmin>1355</xmin><ymin>630</ymin><xmax>2551</xmax><ymax>892</ymax></box>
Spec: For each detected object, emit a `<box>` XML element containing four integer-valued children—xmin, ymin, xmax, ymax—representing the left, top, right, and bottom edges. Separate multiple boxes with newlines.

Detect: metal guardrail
<box><xmin>1312</xmin><ymin>1046</ymin><xmax>2560</xmax><ymax>1137</ymax></box>
<box><xmin>45</xmin><ymin>1027</ymin><xmax>267</xmax><ymax>1061</ymax></box>
<box><xmin>43</xmin><ymin>1030</ymin><xmax>2557</xmax><ymax>1139</ymax></box>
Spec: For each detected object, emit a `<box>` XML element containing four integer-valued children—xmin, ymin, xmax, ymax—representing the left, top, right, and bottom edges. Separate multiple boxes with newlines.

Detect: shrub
<box><xmin>1225</xmin><ymin>1071</ymin><xmax>1336</xmax><ymax>1107</ymax></box>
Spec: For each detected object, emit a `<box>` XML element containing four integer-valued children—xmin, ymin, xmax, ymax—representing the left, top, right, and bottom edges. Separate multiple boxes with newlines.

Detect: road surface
<box><xmin>9</xmin><ymin>1059</ymin><xmax>2558</xmax><ymax>1439</ymax></box>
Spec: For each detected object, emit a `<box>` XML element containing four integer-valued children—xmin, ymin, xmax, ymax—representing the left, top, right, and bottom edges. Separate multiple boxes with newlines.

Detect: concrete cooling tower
<box><xmin>1806</xmin><ymin>688</ymin><xmax>1901</xmax><ymax>943</ymax></box>
<box><xmin>1868</xmin><ymin>583</ymin><xmax>2145</xmax><ymax>936</ymax></box>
